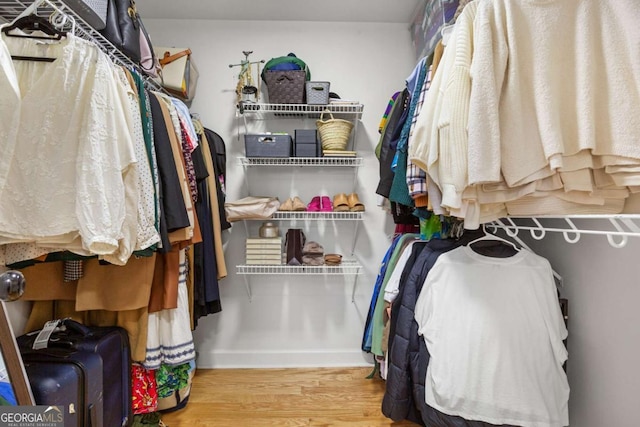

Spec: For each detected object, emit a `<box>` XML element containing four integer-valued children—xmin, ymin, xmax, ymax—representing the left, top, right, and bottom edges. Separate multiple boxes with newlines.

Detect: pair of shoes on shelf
<box><xmin>324</xmin><ymin>253</ymin><xmax>343</xmax><ymax>266</ymax></box>
<box><xmin>279</xmin><ymin>196</ymin><xmax>306</xmax><ymax>211</ymax></box>
<box><xmin>333</xmin><ymin>193</ymin><xmax>365</xmax><ymax>212</ymax></box>
<box><xmin>307</xmin><ymin>196</ymin><xmax>333</xmax><ymax>212</ymax></box>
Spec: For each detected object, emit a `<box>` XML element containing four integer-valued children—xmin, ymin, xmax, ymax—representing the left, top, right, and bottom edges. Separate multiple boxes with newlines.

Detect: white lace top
<box><xmin>0</xmin><ymin>31</ymin><xmax>136</xmax><ymax>254</ymax></box>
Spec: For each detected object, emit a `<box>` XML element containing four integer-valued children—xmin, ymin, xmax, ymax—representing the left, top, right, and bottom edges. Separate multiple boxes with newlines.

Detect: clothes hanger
<box><xmin>2</xmin><ymin>0</ymin><xmax>65</xmax><ymax>62</ymax></box>
<box><xmin>2</xmin><ymin>10</ymin><xmax>66</xmax><ymax>41</ymax></box>
<box><xmin>466</xmin><ymin>224</ymin><xmax>521</xmax><ymax>252</ymax></box>
<box><xmin>440</xmin><ymin>24</ymin><xmax>455</xmax><ymax>46</ymax></box>
<box><xmin>438</xmin><ymin>0</ymin><xmax>455</xmax><ymax>46</ymax></box>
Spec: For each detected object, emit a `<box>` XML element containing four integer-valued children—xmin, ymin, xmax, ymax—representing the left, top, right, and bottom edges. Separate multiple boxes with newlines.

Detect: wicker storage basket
<box><xmin>316</xmin><ymin>111</ymin><xmax>353</xmax><ymax>151</ymax></box>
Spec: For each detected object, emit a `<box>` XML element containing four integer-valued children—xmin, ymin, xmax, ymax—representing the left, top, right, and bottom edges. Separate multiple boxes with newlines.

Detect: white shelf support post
<box><xmin>351</xmin><ymin>117</ymin><xmax>360</xmax><ymax>152</ymax></box>
<box><xmin>243</xmin><ymin>275</ymin><xmax>252</xmax><ymax>302</ymax></box>
<box><xmin>351</xmin><ymin>274</ymin><xmax>360</xmax><ymax>304</ymax></box>
<box><xmin>352</xmin><ymin>168</ymin><xmax>359</xmax><ymax>194</ymax></box>
<box><xmin>241</xmin><ymin>161</ymin><xmax>251</xmax><ymax>195</ymax></box>
<box><xmin>350</xmin><ymin>220</ymin><xmax>360</xmax><ymax>257</ymax></box>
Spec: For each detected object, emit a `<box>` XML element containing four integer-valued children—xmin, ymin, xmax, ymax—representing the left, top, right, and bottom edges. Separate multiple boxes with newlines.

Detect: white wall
<box><xmin>520</xmin><ymin>228</ymin><xmax>640</xmax><ymax>427</ymax></box>
<box><xmin>142</xmin><ymin>18</ymin><xmax>416</xmax><ymax>368</ymax></box>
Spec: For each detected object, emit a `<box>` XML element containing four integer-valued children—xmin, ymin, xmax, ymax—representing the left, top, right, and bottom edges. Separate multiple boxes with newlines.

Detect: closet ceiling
<box><xmin>134</xmin><ymin>0</ymin><xmax>422</xmax><ymax>23</ymax></box>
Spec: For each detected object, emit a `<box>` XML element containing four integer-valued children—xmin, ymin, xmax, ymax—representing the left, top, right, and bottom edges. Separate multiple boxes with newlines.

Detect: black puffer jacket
<box><xmin>383</xmin><ymin>238</ymin><xmax>464</xmax><ymax>424</ymax></box>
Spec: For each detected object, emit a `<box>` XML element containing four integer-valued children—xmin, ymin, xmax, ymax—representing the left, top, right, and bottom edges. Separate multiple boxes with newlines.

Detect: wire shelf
<box><xmin>489</xmin><ymin>215</ymin><xmax>640</xmax><ymax>249</ymax></box>
<box><xmin>239</xmin><ymin>103</ymin><xmax>364</xmax><ymax>116</ymax></box>
<box><xmin>237</xmin><ymin>260</ymin><xmax>362</xmax><ymax>275</ymax></box>
<box><xmin>239</xmin><ymin>157</ymin><xmax>363</xmax><ymax>167</ymax></box>
<box><xmin>0</xmin><ymin>0</ymin><xmax>165</xmax><ymax>93</ymax></box>
<box><xmin>269</xmin><ymin>211</ymin><xmax>363</xmax><ymax>221</ymax></box>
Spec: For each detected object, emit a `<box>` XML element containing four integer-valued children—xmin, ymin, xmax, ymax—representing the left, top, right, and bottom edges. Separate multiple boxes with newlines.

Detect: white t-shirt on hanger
<box><xmin>414</xmin><ymin>246</ymin><xmax>569</xmax><ymax>427</ymax></box>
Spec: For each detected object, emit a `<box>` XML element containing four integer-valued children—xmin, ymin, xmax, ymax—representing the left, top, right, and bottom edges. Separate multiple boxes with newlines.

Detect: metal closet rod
<box><xmin>0</xmin><ymin>0</ymin><xmax>165</xmax><ymax>93</ymax></box>
<box><xmin>489</xmin><ymin>215</ymin><xmax>640</xmax><ymax>249</ymax></box>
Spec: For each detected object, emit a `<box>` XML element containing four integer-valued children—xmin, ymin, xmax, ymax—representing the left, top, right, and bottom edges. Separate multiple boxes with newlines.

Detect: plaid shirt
<box><xmin>406</xmin><ymin>65</ymin><xmax>432</xmax><ymax>203</ymax></box>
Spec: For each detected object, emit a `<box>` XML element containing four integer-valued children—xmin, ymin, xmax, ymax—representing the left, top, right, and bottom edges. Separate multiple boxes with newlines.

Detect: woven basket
<box><xmin>316</xmin><ymin>111</ymin><xmax>353</xmax><ymax>151</ymax></box>
<box><xmin>264</xmin><ymin>70</ymin><xmax>306</xmax><ymax>104</ymax></box>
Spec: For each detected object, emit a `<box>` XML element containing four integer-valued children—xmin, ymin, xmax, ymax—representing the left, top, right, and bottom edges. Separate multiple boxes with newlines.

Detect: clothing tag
<box><xmin>32</xmin><ymin>319</ymin><xmax>61</xmax><ymax>350</ymax></box>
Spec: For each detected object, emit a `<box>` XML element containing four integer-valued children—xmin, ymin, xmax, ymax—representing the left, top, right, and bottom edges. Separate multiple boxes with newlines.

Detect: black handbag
<box><xmin>100</xmin><ymin>0</ymin><xmax>141</xmax><ymax>63</ymax></box>
<box><xmin>285</xmin><ymin>228</ymin><xmax>306</xmax><ymax>266</ymax></box>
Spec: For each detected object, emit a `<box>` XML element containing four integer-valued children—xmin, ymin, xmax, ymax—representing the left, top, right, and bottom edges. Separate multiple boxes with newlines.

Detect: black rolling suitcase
<box><xmin>56</xmin><ymin>320</ymin><xmax>133</xmax><ymax>427</ymax></box>
<box><xmin>19</xmin><ymin>347</ymin><xmax>103</xmax><ymax>427</ymax></box>
<box><xmin>19</xmin><ymin>319</ymin><xmax>133</xmax><ymax>427</ymax></box>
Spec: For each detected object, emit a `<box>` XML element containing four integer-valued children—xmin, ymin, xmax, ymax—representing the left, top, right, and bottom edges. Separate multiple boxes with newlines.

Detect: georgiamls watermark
<box><xmin>0</xmin><ymin>406</ymin><xmax>64</xmax><ymax>427</ymax></box>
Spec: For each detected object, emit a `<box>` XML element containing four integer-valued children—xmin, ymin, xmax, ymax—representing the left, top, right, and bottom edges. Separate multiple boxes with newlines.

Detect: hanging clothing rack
<box><xmin>488</xmin><ymin>215</ymin><xmax>640</xmax><ymax>249</ymax></box>
<box><xmin>0</xmin><ymin>0</ymin><xmax>165</xmax><ymax>93</ymax></box>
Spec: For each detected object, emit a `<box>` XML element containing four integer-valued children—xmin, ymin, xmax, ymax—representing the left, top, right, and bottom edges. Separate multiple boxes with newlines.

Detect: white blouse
<box><xmin>0</xmin><ymin>31</ymin><xmax>136</xmax><ymax>255</ymax></box>
<box><xmin>111</xmin><ymin>66</ymin><xmax>160</xmax><ymax>259</ymax></box>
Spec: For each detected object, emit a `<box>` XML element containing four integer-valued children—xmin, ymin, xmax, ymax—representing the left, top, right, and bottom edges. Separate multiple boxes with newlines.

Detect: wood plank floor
<box><xmin>160</xmin><ymin>367</ymin><xmax>416</xmax><ymax>427</ymax></box>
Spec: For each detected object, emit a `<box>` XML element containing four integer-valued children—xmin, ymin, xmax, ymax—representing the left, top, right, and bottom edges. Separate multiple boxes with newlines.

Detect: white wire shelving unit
<box><xmin>489</xmin><ymin>215</ymin><xmax>640</xmax><ymax>249</ymax></box>
<box><xmin>236</xmin><ymin>102</ymin><xmax>364</xmax><ymax>152</ymax></box>
<box><xmin>237</xmin><ymin>260</ymin><xmax>362</xmax><ymax>275</ymax></box>
<box><xmin>239</xmin><ymin>156</ymin><xmax>363</xmax><ymax>168</ymax></box>
<box><xmin>241</xmin><ymin>210</ymin><xmax>365</xmax><ymax>258</ymax></box>
<box><xmin>237</xmin><ymin>260</ymin><xmax>363</xmax><ymax>302</ymax></box>
<box><xmin>238</xmin><ymin>102</ymin><xmax>364</xmax><ymax>116</ymax></box>
<box><xmin>270</xmin><ymin>211</ymin><xmax>363</xmax><ymax>221</ymax></box>
<box><xmin>239</xmin><ymin>156</ymin><xmax>363</xmax><ymax>202</ymax></box>
<box><xmin>0</xmin><ymin>0</ymin><xmax>165</xmax><ymax>93</ymax></box>
<box><xmin>236</xmin><ymin>102</ymin><xmax>367</xmax><ymax>302</ymax></box>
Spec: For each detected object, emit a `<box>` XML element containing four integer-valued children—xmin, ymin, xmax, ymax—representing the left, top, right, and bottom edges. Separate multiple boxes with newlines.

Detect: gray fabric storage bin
<box><xmin>295</xmin><ymin>129</ymin><xmax>318</xmax><ymax>144</ymax></box>
<box><xmin>294</xmin><ymin>129</ymin><xmax>319</xmax><ymax>157</ymax></box>
<box><xmin>245</xmin><ymin>134</ymin><xmax>292</xmax><ymax>158</ymax></box>
<box><xmin>295</xmin><ymin>143</ymin><xmax>320</xmax><ymax>157</ymax></box>
<box><xmin>62</xmin><ymin>0</ymin><xmax>108</xmax><ymax>30</ymax></box>
<box><xmin>305</xmin><ymin>81</ymin><xmax>330</xmax><ymax>105</ymax></box>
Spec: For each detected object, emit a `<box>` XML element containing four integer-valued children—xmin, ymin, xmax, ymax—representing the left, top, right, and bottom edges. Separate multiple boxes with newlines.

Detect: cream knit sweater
<box><xmin>408</xmin><ymin>3</ymin><xmax>479</xmax><ymax>217</ymax></box>
<box><xmin>409</xmin><ymin>0</ymin><xmax>640</xmax><ymax>223</ymax></box>
<box><xmin>438</xmin><ymin>1</ymin><xmax>478</xmax><ymax>211</ymax></box>
<box><xmin>468</xmin><ymin>0</ymin><xmax>640</xmax><ymax>188</ymax></box>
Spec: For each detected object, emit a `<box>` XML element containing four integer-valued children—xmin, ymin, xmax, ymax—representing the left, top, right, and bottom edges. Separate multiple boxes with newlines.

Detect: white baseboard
<box><xmin>195</xmin><ymin>349</ymin><xmax>375</xmax><ymax>369</ymax></box>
